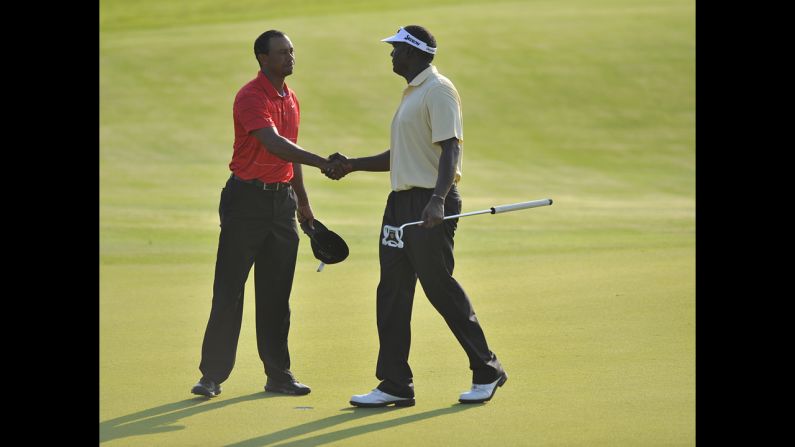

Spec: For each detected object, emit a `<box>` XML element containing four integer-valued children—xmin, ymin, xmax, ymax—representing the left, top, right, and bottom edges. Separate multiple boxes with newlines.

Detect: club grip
<box><xmin>491</xmin><ymin>199</ymin><xmax>553</xmax><ymax>214</ymax></box>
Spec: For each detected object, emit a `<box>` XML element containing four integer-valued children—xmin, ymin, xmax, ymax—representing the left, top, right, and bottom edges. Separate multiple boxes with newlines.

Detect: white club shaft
<box><xmin>492</xmin><ymin>199</ymin><xmax>553</xmax><ymax>214</ymax></box>
<box><xmin>399</xmin><ymin>198</ymin><xmax>553</xmax><ymax>230</ymax></box>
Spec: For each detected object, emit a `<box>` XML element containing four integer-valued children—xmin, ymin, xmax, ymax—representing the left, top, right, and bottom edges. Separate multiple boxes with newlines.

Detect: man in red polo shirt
<box><xmin>191</xmin><ymin>30</ymin><xmax>338</xmax><ymax>398</ymax></box>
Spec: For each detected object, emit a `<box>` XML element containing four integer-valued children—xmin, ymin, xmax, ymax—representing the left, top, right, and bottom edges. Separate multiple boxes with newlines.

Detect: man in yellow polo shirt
<box><xmin>327</xmin><ymin>25</ymin><xmax>507</xmax><ymax>407</ymax></box>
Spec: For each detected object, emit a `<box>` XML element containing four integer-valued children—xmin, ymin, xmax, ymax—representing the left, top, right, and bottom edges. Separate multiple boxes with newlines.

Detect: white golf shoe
<box><xmin>350</xmin><ymin>389</ymin><xmax>416</xmax><ymax>408</ymax></box>
<box><xmin>458</xmin><ymin>372</ymin><xmax>508</xmax><ymax>404</ymax></box>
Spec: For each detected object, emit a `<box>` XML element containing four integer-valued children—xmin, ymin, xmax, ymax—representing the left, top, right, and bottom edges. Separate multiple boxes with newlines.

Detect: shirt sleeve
<box><xmin>427</xmin><ymin>84</ymin><xmax>463</xmax><ymax>144</ymax></box>
<box><xmin>235</xmin><ymin>92</ymin><xmax>275</xmax><ymax>133</ymax></box>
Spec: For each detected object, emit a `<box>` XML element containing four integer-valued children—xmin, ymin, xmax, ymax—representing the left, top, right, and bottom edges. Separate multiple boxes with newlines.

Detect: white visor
<box><xmin>381</xmin><ymin>27</ymin><xmax>436</xmax><ymax>54</ymax></box>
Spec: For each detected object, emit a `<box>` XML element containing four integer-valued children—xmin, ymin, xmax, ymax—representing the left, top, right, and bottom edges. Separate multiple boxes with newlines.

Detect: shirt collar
<box><xmin>407</xmin><ymin>65</ymin><xmax>436</xmax><ymax>87</ymax></box>
<box><xmin>257</xmin><ymin>70</ymin><xmax>290</xmax><ymax>99</ymax></box>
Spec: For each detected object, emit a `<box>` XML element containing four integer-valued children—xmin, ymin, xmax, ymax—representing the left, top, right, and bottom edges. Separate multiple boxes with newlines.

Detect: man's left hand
<box><xmin>420</xmin><ymin>195</ymin><xmax>445</xmax><ymax>228</ymax></box>
<box><xmin>297</xmin><ymin>203</ymin><xmax>315</xmax><ymax>230</ymax></box>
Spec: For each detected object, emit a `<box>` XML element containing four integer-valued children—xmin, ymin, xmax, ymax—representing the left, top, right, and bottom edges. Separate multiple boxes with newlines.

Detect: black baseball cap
<box><xmin>300</xmin><ymin>219</ymin><xmax>349</xmax><ymax>265</ymax></box>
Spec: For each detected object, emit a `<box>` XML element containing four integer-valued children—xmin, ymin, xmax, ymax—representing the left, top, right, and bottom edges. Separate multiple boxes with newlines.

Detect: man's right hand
<box><xmin>325</xmin><ymin>153</ymin><xmax>354</xmax><ymax>180</ymax></box>
<box><xmin>319</xmin><ymin>158</ymin><xmax>338</xmax><ymax>178</ymax></box>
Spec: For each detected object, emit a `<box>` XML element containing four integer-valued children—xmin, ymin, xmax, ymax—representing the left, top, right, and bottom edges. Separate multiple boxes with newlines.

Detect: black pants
<box><xmin>375</xmin><ymin>185</ymin><xmax>504</xmax><ymax>398</ymax></box>
<box><xmin>198</xmin><ymin>176</ymin><xmax>300</xmax><ymax>385</ymax></box>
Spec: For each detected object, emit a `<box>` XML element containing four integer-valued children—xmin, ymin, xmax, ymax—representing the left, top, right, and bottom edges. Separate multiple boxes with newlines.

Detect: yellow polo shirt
<box><xmin>389</xmin><ymin>65</ymin><xmax>464</xmax><ymax>192</ymax></box>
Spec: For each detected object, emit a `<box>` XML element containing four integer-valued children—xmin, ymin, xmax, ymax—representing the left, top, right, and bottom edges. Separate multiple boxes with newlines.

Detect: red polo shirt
<box><xmin>230</xmin><ymin>70</ymin><xmax>300</xmax><ymax>183</ymax></box>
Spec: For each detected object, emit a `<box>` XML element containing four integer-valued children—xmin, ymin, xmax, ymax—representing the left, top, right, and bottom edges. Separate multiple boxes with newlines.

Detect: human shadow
<box><xmin>226</xmin><ymin>403</ymin><xmax>479</xmax><ymax>447</ymax></box>
<box><xmin>99</xmin><ymin>392</ymin><xmax>284</xmax><ymax>443</ymax></box>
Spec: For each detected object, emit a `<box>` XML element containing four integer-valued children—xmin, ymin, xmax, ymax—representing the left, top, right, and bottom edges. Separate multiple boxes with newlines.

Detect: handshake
<box><xmin>320</xmin><ymin>152</ymin><xmax>353</xmax><ymax>180</ymax></box>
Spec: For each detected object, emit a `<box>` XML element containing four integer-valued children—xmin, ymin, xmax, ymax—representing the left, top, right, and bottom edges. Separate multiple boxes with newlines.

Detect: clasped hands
<box><xmin>320</xmin><ymin>153</ymin><xmax>353</xmax><ymax>180</ymax></box>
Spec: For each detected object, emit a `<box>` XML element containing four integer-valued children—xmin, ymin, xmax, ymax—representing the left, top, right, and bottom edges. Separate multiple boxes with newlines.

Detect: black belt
<box><xmin>231</xmin><ymin>174</ymin><xmax>291</xmax><ymax>191</ymax></box>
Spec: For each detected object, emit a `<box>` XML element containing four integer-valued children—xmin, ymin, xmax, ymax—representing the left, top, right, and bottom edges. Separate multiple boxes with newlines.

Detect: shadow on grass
<box><xmin>99</xmin><ymin>392</ymin><xmax>283</xmax><ymax>443</ymax></box>
<box><xmin>226</xmin><ymin>403</ymin><xmax>479</xmax><ymax>447</ymax></box>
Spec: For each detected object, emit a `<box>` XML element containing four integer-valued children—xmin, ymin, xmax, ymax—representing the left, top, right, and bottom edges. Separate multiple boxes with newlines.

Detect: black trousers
<box><xmin>375</xmin><ymin>185</ymin><xmax>504</xmax><ymax>398</ymax></box>
<box><xmin>198</xmin><ymin>176</ymin><xmax>300</xmax><ymax>385</ymax></box>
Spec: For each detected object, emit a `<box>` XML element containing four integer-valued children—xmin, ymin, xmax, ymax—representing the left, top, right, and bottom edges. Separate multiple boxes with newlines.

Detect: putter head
<box><xmin>381</xmin><ymin>225</ymin><xmax>404</xmax><ymax>249</ymax></box>
<box><xmin>300</xmin><ymin>219</ymin><xmax>349</xmax><ymax>267</ymax></box>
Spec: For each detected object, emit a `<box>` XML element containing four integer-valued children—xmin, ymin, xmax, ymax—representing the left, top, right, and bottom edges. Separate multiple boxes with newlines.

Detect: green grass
<box><xmin>100</xmin><ymin>0</ymin><xmax>695</xmax><ymax>445</ymax></box>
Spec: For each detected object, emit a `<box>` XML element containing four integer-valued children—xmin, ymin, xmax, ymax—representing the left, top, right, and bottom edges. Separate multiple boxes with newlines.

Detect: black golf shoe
<box><xmin>264</xmin><ymin>378</ymin><xmax>311</xmax><ymax>395</ymax></box>
<box><xmin>191</xmin><ymin>377</ymin><xmax>222</xmax><ymax>398</ymax></box>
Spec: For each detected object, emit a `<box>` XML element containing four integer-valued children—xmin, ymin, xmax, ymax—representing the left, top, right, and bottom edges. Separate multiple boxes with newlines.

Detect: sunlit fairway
<box><xmin>100</xmin><ymin>0</ymin><xmax>694</xmax><ymax>445</ymax></box>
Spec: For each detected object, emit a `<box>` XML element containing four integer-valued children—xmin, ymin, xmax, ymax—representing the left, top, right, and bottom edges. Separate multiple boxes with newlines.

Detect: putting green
<box><xmin>100</xmin><ymin>0</ymin><xmax>695</xmax><ymax>445</ymax></box>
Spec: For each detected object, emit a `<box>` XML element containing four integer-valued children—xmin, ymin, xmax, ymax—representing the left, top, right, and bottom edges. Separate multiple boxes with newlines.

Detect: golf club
<box><xmin>381</xmin><ymin>198</ymin><xmax>553</xmax><ymax>248</ymax></box>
